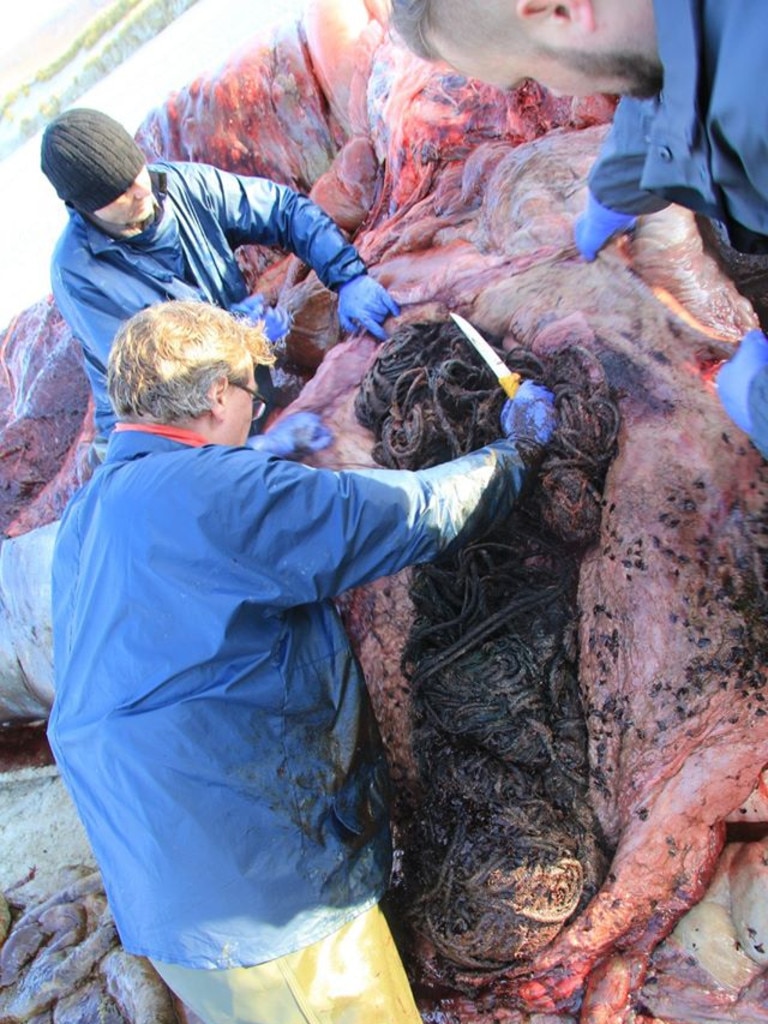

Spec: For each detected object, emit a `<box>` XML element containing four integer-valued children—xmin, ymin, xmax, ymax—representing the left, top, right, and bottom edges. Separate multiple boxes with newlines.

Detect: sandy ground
<box><xmin>0</xmin><ymin>725</ymin><xmax>94</xmax><ymax>907</ymax></box>
<box><xmin>0</xmin><ymin>726</ymin><xmax>95</xmax><ymax>907</ymax></box>
<box><xmin>0</xmin><ymin>765</ymin><xmax>97</xmax><ymax>906</ymax></box>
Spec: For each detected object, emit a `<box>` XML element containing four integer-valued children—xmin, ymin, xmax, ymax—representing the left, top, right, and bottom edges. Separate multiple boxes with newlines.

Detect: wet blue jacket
<box><xmin>48</xmin><ymin>428</ymin><xmax>528</xmax><ymax>968</ymax></box>
<box><xmin>50</xmin><ymin>162</ymin><xmax>366</xmax><ymax>435</ymax></box>
<box><xmin>589</xmin><ymin>1</ymin><xmax>768</xmax><ymax>255</ymax></box>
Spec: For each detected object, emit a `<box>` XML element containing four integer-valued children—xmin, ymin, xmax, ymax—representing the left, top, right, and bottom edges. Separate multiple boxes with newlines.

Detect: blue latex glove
<box><xmin>337</xmin><ymin>275</ymin><xmax>400</xmax><ymax>341</ymax></box>
<box><xmin>500</xmin><ymin>380</ymin><xmax>557</xmax><ymax>449</ymax></box>
<box><xmin>715</xmin><ymin>329</ymin><xmax>768</xmax><ymax>435</ymax></box>
<box><xmin>574</xmin><ymin>192</ymin><xmax>637</xmax><ymax>261</ymax></box>
<box><xmin>246</xmin><ymin>411</ymin><xmax>333</xmax><ymax>458</ymax></box>
<box><xmin>229</xmin><ymin>294</ymin><xmax>293</xmax><ymax>343</ymax></box>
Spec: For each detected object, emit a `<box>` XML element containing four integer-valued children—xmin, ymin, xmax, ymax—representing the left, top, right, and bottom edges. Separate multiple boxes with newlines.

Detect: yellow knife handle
<box><xmin>499</xmin><ymin>372</ymin><xmax>522</xmax><ymax>399</ymax></box>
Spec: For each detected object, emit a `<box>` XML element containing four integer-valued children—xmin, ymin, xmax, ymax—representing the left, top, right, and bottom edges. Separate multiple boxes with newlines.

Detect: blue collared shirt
<box><xmin>589</xmin><ymin>0</ymin><xmax>768</xmax><ymax>252</ymax></box>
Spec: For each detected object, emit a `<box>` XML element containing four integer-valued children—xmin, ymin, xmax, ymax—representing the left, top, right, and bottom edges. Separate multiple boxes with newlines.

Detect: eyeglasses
<box><xmin>231</xmin><ymin>381</ymin><xmax>267</xmax><ymax>421</ymax></box>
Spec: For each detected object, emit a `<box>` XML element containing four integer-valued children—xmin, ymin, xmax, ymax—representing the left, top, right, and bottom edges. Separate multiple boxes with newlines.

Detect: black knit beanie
<box><xmin>40</xmin><ymin>108</ymin><xmax>147</xmax><ymax>213</ymax></box>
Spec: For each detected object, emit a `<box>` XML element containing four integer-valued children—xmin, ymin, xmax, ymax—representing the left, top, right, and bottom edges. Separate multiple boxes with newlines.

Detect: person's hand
<box><xmin>574</xmin><ymin>192</ymin><xmax>637</xmax><ymax>262</ymax></box>
<box><xmin>337</xmin><ymin>275</ymin><xmax>400</xmax><ymax>341</ymax></box>
<box><xmin>246</xmin><ymin>412</ymin><xmax>333</xmax><ymax>458</ymax></box>
<box><xmin>500</xmin><ymin>380</ymin><xmax>557</xmax><ymax>451</ymax></box>
<box><xmin>229</xmin><ymin>294</ymin><xmax>293</xmax><ymax>343</ymax></box>
<box><xmin>715</xmin><ymin>330</ymin><xmax>768</xmax><ymax>435</ymax></box>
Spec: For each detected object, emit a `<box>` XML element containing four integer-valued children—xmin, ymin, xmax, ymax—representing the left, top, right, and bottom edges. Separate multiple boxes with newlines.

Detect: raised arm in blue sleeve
<box><xmin>221</xmin><ymin>436</ymin><xmax>531</xmax><ymax>608</ymax></box>
<box><xmin>202</xmin><ymin>164</ymin><xmax>367</xmax><ymax>291</ymax></box>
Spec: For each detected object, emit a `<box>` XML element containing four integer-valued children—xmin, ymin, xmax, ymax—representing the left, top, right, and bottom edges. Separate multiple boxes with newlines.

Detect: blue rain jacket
<box><xmin>50</xmin><ymin>162</ymin><xmax>366</xmax><ymax>435</ymax></box>
<box><xmin>588</xmin><ymin>1</ymin><xmax>768</xmax><ymax>254</ymax></box>
<box><xmin>48</xmin><ymin>428</ymin><xmax>528</xmax><ymax>968</ymax></box>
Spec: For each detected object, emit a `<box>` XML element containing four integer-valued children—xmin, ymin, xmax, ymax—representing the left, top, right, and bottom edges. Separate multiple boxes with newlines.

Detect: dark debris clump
<box><xmin>355</xmin><ymin>320</ymin><xmax>619</xmax><ymax>982</ymax></box>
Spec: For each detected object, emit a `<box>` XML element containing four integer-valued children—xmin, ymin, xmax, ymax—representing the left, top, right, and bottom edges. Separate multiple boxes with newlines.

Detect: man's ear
<box><xmin>516</xmin><ymin>0</ymin><xmax>596</xmax><ymax>33</ymax></box>
<box><xmin>208</xmin><ymin>376</ymin><xmax>229</xmax><ymax>424</ymax></box>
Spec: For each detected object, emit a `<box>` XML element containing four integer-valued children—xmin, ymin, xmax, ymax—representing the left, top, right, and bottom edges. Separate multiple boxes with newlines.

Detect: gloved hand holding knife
<box><xmin>450</xmin><ymin>313</ymin><xmax>556</xmax><ymax>453</ymax></box>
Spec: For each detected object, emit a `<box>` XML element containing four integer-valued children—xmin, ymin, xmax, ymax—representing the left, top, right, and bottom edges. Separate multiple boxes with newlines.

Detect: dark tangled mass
<box><xmin>355</xmin><ymin>321</ymin><xmax>618</xmax><ymax>978</ymax></box>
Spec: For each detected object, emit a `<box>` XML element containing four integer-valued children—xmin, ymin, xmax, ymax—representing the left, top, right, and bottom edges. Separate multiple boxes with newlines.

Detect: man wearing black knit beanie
<box><xmin>41</xmin><ymin>108</ymin><xmax>400</xmax><ymax>459</ymax></box>
<box><xmin>41</xmin><ymin>108</ymin><xmax>148</xmax><ymax>224</ymax></box>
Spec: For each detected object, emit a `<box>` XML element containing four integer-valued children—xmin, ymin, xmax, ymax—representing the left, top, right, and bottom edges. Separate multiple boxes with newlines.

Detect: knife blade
<box><xmin>450</xmin><ymin>313</ymin><xmax>521</xmax><ymax>399</ymax></box>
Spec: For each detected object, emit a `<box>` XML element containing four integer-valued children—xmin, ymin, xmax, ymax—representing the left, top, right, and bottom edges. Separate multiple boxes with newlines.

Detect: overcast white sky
<box><xmin>0</xmin><ymin>0</ymin><xmax>304</xmax><ymax>330</ymax></box>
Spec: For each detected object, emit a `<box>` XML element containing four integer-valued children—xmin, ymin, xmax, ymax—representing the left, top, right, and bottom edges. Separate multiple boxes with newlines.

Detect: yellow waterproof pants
<box><xmin>151</xmin><ymin>905</ymin><xmax>422</xmax><ymax>1024</ymax></box>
